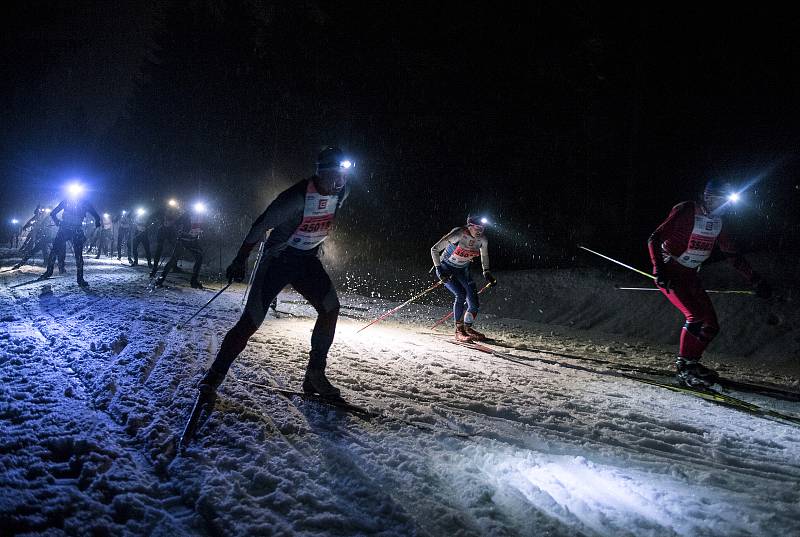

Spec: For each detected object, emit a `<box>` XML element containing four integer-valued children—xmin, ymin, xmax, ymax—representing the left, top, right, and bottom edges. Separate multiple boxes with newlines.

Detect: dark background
<box><xmin>2</xmin><ymin>1</ymin><xmax>799</xmax><ymax>276</ymax></box>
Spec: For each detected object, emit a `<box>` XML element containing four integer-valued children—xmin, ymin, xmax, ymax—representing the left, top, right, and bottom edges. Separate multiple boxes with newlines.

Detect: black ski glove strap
<box><xmin>483</xmin><ymin>270</ymin><xmax>497</xmax><ymax>286</ymax></box>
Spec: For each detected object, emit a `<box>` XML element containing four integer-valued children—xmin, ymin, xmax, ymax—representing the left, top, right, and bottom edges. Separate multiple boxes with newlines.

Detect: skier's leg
<box><xmin>156</xmin><ymin>237</ymin><xmax>180</xmax><ymax>285</ymax></box>
<box><xmin>290</xmin><ymin>257</ymin><xmax>342</xmax><ymax>397</ymax></box>
<box><xmin>142</xmin><ymin>234</ymin><xmax>152</xmax><ymax>266</ymax></box>
<box><xmin>73</xmin><ymin>229</ymin><xmax>87</xmax><ymax>286</ymax></box>
<box><xmin>150</xmin><ymin>233</ymin><xmax>164</xmax><ymax>277</ymax></box>
<box><xmin>444</xmin><ymin>278</ymin><xmax>467</xmax><ymax>322</ymax></box>
<box><xmin>202</xmin><ymin>257</ymin><xmax>288</xmax><ymax>387</ymax></box>
<box><xmin>659</xmin><ymin>274</ymin><xmax>718</xmax><ymax>386</ymax></box>
<box><xmin>40</xmin><ymin>230</ymin><xmax>64</xmax><ymax>278</ymax></box>
<box><xmin>459</xmin><ymin>271</ymin><xmax>486</xmax><ymax>340</ymax></box>
<box><xmin>186</xmin><ymin>239</ymin><xmax>204</xmax><ymax>287</ymax></box>
<box><xmin>445</xmin><ymin>272</ymin><xmax>471</xmax><ymax>341</ymax></box>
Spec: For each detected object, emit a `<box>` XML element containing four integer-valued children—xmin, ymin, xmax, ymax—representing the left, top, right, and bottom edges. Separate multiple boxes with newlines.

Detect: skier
<box><xmin>130</xmin><ymin>208</ymin><xmax>153</xmax><ymax>267</ymax></box>
<box><xmin>95</xmin><ymin>213</ymin><xmax>113</xmax><ymax>259</ymax></box>
<box><xmin>12</xmin><ymin>206</ymin><xmax>53</xmax><ymax>269</ymax></box>
<box><xmin>40</xmin><ymin>191</ymin><xmax>101</xmax><ymax>287</ymax></box>
<box><xmin>149</xmin><ymin>200</ymin><xmax>182</xmax><ymax>279</ymax></box>
<box><xmin>431</xmin><ymin>215</ymin><xmax>497</xmax><ymax>342</ymax></box>
<box><xmin>188</xmin><ymin>146</ymin><xmax>353</xmax><ymax>429</ymax></box>
<box><xmin>648</xmin><ymin>180</ymin><xmax>772</xmax><ymax>388</ymax></box>
<box><xmin>116</xmin><ymin>210</ymin><xmax>133</xmax><ymax>262</ymax></box>
<box><xmin>150</xmin><ymin>203</ymin><xmax>204</xmax><ymax>289</ymax></box>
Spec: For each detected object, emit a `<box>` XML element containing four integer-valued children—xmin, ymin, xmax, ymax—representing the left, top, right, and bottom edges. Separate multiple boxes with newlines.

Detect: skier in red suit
<box><xmin>648</xmin><ymin>180</ymin><xmax>771</xmax><ymax>388</ymax></box>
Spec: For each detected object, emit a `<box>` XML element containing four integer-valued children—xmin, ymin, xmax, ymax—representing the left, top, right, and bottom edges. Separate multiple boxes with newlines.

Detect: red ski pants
<box><xmin>658</xmin><ymin>269</ymin><xmax>719</xmax><ymax>359</ymax></box>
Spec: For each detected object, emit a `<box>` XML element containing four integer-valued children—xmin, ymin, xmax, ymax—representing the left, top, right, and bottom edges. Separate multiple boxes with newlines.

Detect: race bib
<box><xmin>675</xmin><ymin>214</ymin><xmax>721</xmax><ymax>268</ymax></box>
<box><xmin>443</xmin><ymin>236</ymin><xmax>482</xmax><ymax>267</ymax></box>
<box><xmin>287</xmin><ymin>182</ymin><xmax>338</xmax><ymax>250</ymax></box>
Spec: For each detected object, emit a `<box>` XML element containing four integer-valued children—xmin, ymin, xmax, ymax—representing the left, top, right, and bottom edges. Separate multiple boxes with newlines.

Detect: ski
<box><xmin>449</xmin><ymin>339</ymin><xmax>800</xmax><ymax>427</ymax></box>
<box><xmin>9</xmin><ymin>276</ymin><xmax>61</xmax><ymax>288</ymax></box>
<box><xmin>231</xmin><ymin>375</ymin><xmax>373</xmax><ymax>418</ymax></box>
<box><xmin>440</xmin><ymin>335</ymin><xmax>800</xmax><ymax>403</ymax></box>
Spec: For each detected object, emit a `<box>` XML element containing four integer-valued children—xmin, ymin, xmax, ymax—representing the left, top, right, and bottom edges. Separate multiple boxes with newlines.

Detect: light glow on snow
<box><xmin>481</xmin><ymin>451</ymin><xmax>706</xmax><ymax>536</ymax></box>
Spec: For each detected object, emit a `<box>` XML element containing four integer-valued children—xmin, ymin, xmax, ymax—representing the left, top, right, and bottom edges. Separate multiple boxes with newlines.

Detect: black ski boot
<box><xmin>676</xmin><ymin>357</ymin><xmax>719</xmax><ymax>389</ymax></box>
<box><xmin>190</xmin><ymin>279</ymin><xmax>204</xmax><ymax>289</ymax></box>
<box><xmin>77</xmin><ymin>279</ymin><xmax>90</xmax><ymax>288</ymax></box>
<box><xmin>302</xmin><ymin>367</ymin><xmax>342</xmax><ymax>399</ymax></box>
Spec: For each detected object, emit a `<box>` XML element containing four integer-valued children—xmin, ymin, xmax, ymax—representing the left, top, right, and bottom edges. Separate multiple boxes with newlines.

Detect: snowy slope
<box><xmin>1</xmin><ymin>255</ymin><xmax>799</xmax><ymax>536</ymax></box>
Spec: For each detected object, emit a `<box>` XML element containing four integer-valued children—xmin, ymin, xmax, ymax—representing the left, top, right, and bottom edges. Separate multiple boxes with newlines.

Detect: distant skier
<box><xmin>95</xmin><ymin>213</ymin><xmax>113</xmax><ymax>259</ymax></box>
<box><xmin>130</xmin><ymin>208</ymin><xmax>153</xmax><ymax>267</ymax></box>
<box><xmin>40</xmin><ymin>191</ymin><xmax>101</xmax><ymax>287</ymax></box>
<box><xmin>150</xmin><ymin>203</ymin><xmax>204</xmax><ymax>289</ymax></box>
<box><xmin>116</xmin><ymin>210</ymin><xmax>133</xmax><ymax>262</ymax></box>
<box><xmin>149</xmin><ymin>200</ymin><xmax>182</xmax><ymax>279</ymax></box>
<box><xmin>183</xmin><ymin>146</ymin><xmax>354</xmax><ymax>442</ymax></box>
<box><xmin>648</xmin><ymin>180</ymin><xmax>771</xmax><ymax>388</ymax></box>
<box><xmin>431</xmin><ymin>215</ymin><xmax>497</xmax><ymax>342</ymax></box>
<box><xmin>12</xmin><ymin>206</ymin><xmax>53</xmax><ymax>269</ymax></box>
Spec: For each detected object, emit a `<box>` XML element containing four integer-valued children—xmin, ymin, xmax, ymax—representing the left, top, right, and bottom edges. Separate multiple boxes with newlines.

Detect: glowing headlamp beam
<box><xmin>66</xmin><ymin>182</ymin><xmax>85</xmax><ymax>198</ymax></box>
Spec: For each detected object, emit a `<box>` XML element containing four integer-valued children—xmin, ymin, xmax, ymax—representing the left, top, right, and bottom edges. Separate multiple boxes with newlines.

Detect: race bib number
<box><xmin>444</xmin><ymin>243</ymin><xmax>481</xmax><ymax>267</ymax></box>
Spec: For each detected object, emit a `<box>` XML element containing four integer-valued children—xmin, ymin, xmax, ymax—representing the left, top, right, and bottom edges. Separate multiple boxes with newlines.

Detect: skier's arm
<box><xmin>430</xmin><ymin>228</ymin><xmax>461</xmax><ymax>267</ymax></box>
<box><xmin>86</xmin><ymin>203</ymin><xmax>102</xmax><ymax>227</ymax></box>
<box><xmin>50</xmin><ymin>201</ymin><xmax>65</xmax><ymax>226</ymax></box>
<box><xmin>22</xmin><ymin>215</ymin><xmax>37</xmax><ymax>231</ymax></box>
<box><xmin>648</xmin><ymin>202</ymin><xmax>693</xmax><ymax>271</ymax></box>
<box><xmin>238</xmin><ymin>188</ymin><xmax>303</xmax><ymax>256</ymax></box>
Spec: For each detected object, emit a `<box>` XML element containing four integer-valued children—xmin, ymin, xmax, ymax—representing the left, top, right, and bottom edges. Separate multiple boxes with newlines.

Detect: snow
<box><xmin>1</xmin><ymin>251</ymin><xmax>799</xmax><ymax>536</ymax></box>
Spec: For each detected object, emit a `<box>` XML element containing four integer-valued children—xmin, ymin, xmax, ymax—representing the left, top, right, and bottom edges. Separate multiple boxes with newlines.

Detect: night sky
<box><xmin>2</xmin><ymin>2</ymin><xmax>799</xmax><ymax>271</ymax></box>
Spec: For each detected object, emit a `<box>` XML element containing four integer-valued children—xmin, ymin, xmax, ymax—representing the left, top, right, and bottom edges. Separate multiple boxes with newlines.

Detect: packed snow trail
<box><xmin>1</xmin><ymin>256</ymin><xmax>799</xmax><ymax>536</ymax></box>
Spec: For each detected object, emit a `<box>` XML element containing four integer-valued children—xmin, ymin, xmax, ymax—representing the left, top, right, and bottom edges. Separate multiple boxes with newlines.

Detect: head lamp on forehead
<box><xmin>317</xmin><ymin>146</ymin><xmax>354</xmax><ymax>173</ymax></box>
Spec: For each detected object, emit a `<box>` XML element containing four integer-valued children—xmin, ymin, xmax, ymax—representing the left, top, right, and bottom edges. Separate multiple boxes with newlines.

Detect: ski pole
<box><xmin>579</xmin><ymin>245</ymin><xmax>656</xmax><ymax>280</ymax></box>
<box><xmin>177</xmin><ymin>282</ymin><xmax>232</xmax><ymax>329</ymax></box>
<box><xmin>616</xmin><ymin>286</ymin><xmax>754</xmax><ymax>295</ymax></box>
<box><xmin>242</xmin><ymin>240</ymin><xmax>265</xmax><ymax>306</ymax></box>
<box><xmin>357</xmin><ymin>281</ymin><xmax>443</xmax><ymax>333</ymax></box>
<box><xmin>430</xmin><ymin>282</ymin><xmax>493</xmax><ymax>329</ymax></box>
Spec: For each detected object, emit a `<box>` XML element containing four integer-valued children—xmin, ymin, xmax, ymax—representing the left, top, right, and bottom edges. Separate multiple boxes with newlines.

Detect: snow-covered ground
<box><xmin>2</xmin><ymin>253</ymin><xmax>799</xmax><ymax>536</ymax></box>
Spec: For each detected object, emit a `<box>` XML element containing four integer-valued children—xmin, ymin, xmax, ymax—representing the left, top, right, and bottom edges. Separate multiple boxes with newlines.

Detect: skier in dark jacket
<box><xmin>13</xmin><ymin>206</ymin><xmax>54</xmax><ymax>269</ymax></box>
<box><xmin>130</xmin><ymin>207</ymin><xmax>153</xmax><ymax>267</ymax></box>
<box><xmin>150</xmin><ymin>204</ymin><xmax>204</xmax><ymax>288</ymax></box>
<box><xmin>186</xmin><ymin>146</ymin><xmax>354</xmax><ymax>433</ymax></box>
<box><xmin>40</xmin><ymin>189</ymin><xmax>101</xmax><ymax>287</ymax></box>
<box><xmin>648</xmin><ymin>180</ymin><xmax>771</xmax><ymax>388</ymax></box>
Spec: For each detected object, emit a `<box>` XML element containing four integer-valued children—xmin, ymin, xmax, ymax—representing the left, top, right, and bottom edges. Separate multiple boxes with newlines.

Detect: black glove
<box><xmin>226</xmin><ymin>255</ymin><xmax>247</xmax><ymax>283</ymax></box>
<box><xmin>483</xmin><ymin>270</ymin><xmax>497</xmax><ymax>287</ymax></box>
<box><xmin>654</xmin><ymin>270</ymin><xmax>671</xmax><ymax>293</ymax></box>
<box><xmin>435</xmin><ymin>266</ymin><xmax>451</xmax><ymax>284</ymax></box>
<box><xmin>753</xmin><ymin>277</ymin><xmax>772</xmax><ymax>299</ymax></box>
